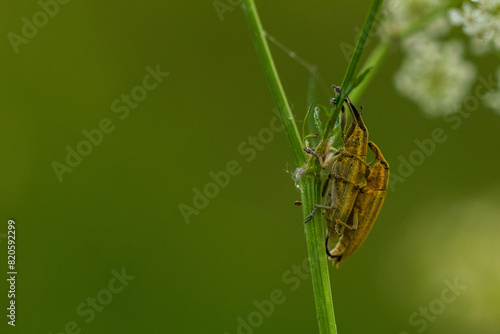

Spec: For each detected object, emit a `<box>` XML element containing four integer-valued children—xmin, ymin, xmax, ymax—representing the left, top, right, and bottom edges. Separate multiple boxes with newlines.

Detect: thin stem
<box><xmin>300</xmin><ymin>170</ymin><xmax>338</xmax><ymax>334</ymax></box>
<box><xmin>322</xmin><ymin>0</ymin><xmax>384</xmax><ymax>142</ymax></box>
<box><xmin>333</xmin><ymin>41</ymin><xmax>389</xmax><ymax>148</ymax></box>
<box><xmin>242</xmin><ymin>0</ymin><xmax>305</xmax><ymax>166</ymax></box>
<box><xmin>340</xmin><ymin>0</ymin><xmax>384</xmax><ymax>92</ymax></box>
<box><xmin>242</xmin><ymin>1</ymin><xmax>337</xmax><ymax>333</ymax></box>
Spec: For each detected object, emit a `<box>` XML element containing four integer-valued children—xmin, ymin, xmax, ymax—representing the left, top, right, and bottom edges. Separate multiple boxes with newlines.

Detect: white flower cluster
<box><xmin>394</xmin><ymin>36</ymin><xmax>477</xmax><ymax>116</ymax></box>
<box><xmin>449</xmin><ymin>0</ymin><xmax>500</xmax><ymax>54</ymax></box>
<box><xmin>379</xmin><ymin>0</ymin><xmax>481</xmax><ymax>117</ymax></box>
<box><xmin>378</xmin><ymin>0</ymin><xmax>500</xmax><ymax>116</ymax></box>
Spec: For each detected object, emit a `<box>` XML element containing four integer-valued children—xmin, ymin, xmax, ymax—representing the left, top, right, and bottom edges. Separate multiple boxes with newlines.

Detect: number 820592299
<box><xmin>7</xmin><ymin>220</ymin><xmax>16</xmax><ymax>271</ymax></box>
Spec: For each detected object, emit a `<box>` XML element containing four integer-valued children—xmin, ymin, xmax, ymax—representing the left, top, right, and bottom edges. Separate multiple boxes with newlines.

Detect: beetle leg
<box><xmin>350</xmin><ymin>208</ymin><xmax>359</xmax><ymax>231</ymax></box>
<box><xmin>321</xmin><ymin>140</ymin><xmax>339</xmax><ymax>169</ymax></box>
<box><xmin>332</xmin><ymin>84</ymin><xmax>342</xmax><ymax>95</ymax></box>
<box><xmin>303</xmin><ymin>207</ymin><xmax>317</xmax><ymax>223</ymax></box>
<box><xmin>334</xmin><ymin>222</ymin><xmax>344</xmax><ymax>236</ymax></box>
<box><xmin>335</xmin><ymin>214</ymin><xmax>357</xmax><ymax>231</ymax></box>
<box><xmin>313</xmin><ymin>201</ymin><xmax>336</xmax><ymax>210</ymax></box>
<box><xmin>315</xmin><ymin>204</ymin><xmax>335</xmax><ymax>210</ymax></box>
<box><xmin>305</xmin><ymin>178</ymin><xmax>337</xmax><ymax>224</ymax></box>
<box><xmin>303</xmin><ymin>147</ymin><xmax>317</xmax><ymax>156</ymax></box>
<box><xmin>318</xmin><ymin>155</ymin><xmax>325</xmax><ymax>168</ymax></box>
<box><xmin>333</xmin><ymin>207</ymin><xmax>359</xmax><ymax>235</ymax></box>
<box><xmin>303</xmin><ymin>147</ymin><xmax>325</xmax><ymax>167</ymax></box>
<box><xmin>322</xmin><ymin>155</ymin><xmax>337</xmax><ymax>170</ymax></box>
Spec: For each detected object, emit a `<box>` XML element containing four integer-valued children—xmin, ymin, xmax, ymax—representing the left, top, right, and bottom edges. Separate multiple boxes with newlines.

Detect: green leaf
<box><xmin>302</xmin><ymin>102</ymin><xmax>316</xmax><ymax>144</ymax></box>
<box><xmin>351</xmin><ymin>67</ymin><xmax>372</xmax><ymax>92</ymax></box>
<box><xmin>314</xmin><ymin>106</ymin><xmax>324</xmax><ymax>138</ymax></box>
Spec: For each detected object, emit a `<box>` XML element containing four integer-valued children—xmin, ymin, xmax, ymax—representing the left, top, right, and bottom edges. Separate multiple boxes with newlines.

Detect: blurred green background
<box><xmin>1</xmin><ymin>1</ymin><xmax>499</xmax><ymax>334</ymax></box>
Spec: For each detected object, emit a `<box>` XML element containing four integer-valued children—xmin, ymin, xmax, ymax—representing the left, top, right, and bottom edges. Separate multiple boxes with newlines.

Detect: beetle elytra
<box><xmin>328</xmin><ymin>141</ymin><xmax>390</xmax><ymax>267</ymax></box>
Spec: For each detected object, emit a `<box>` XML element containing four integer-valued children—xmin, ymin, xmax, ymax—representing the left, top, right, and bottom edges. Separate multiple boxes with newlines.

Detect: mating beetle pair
<box><xmin>305</xmin><ymin>95</ymin><xmax>390</xmax><ymax>267</ymax></box>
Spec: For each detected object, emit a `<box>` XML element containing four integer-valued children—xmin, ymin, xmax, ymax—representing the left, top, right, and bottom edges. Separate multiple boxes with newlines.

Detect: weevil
<box><xmin>328</xmin><ymin>141</ymin><xmax>390</xmax><ymax>267</ymax></box>
<box><xmin>305</xmin><ymin>98</ymin><xmax>370</xmax><ymax>250</ymax></box>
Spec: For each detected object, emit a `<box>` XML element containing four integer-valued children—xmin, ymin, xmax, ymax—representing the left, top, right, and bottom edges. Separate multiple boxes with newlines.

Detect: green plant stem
<box><xmin>340</xmin><ymin>0</ymin><xmax>384</xmax><ymax>93</ymax></box>
<box><xmin>318</xmin><ymin>0</ymin><xmax>384</xmax><ymax>155</ymax></box>
<box><xmin>242</xmin><ymin>0</ymin><xmax>305</xmax><ymax>166</ymax></box>
<box><xmin>299</xmin><ymin>164</ymin><xmax>337</xmax><ymax>334</ymax></box>
<box><xmin>332</xmin><ymin>41</ymin><xmax>389</xmax><ymax>148</ymax></box>
<box><xmin>242</xmin><ymin>1</ymin><xmax>337</xmax><ymax>333</ymax></box>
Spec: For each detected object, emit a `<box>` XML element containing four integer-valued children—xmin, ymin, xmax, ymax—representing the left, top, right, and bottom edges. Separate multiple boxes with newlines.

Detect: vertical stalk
<box><xmin>242</xmin><ymin>1</ymin><xmax>337</xmax><ymax>333</ymax></box>
<box><xmin>300</xmin><ymin>165</ymin><xmax>338</xmax><ymax>334</ymax></box>
<box><xmin>241</xmin><ymin>0</ymin><xmax>305</xmax><ymax>166</ymax></box>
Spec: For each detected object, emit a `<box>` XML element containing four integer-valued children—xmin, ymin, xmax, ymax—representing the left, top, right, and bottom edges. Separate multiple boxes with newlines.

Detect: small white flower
<box><xmin>449</xmin><ymin>8</ymin><xmax>464</xmax><ymax>25</ymax></box>
<box><xmin>490</xmin><ymin>19</ymin><xmax>500</xmax><ymax>48</ymax></box>
<box><xmin>448</xmin><ymin>0</ymin><xmax>500</xmax><ymax>53</ymax></box>
<box><xmin>477</xmin><ymin>0</ymin><xmax>500</xmax><ymax>11</ymax></box>
<box><xmin>469</xmin><ymin>36</ymin><xmax>491</xmax><ymax>55</ymax></box>
<box><xmin>462</xmin><ymin>3</ymin><xmax>486</xmax><ymax>35</ymax></box>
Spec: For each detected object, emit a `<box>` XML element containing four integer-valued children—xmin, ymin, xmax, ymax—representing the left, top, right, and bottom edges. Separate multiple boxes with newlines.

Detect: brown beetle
<box><xmin>328</xmin><ymin>141</ymin><xmax>390</xmax><ymax>267</ymax></box>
